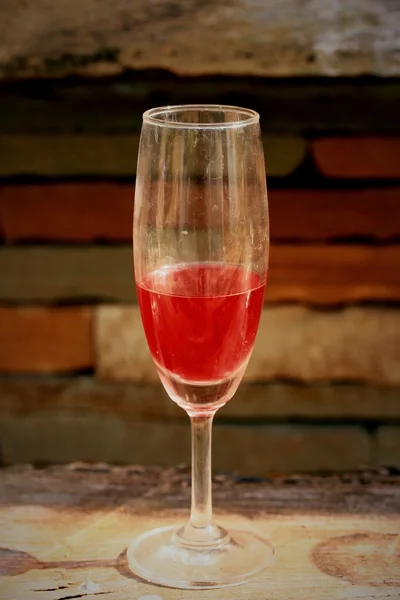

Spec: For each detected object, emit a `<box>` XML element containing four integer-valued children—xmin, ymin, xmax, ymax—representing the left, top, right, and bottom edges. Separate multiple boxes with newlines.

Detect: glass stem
<box><xmin>189</xmin><ymin>413</ymin><xmax>214</xmax><ymax>529</ymax></box>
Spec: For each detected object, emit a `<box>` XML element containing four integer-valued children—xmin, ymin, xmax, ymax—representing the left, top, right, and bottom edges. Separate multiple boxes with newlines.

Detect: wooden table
<box><xmin>0</xmin><ymin>465</ymin><xmax>399</xmax><ymax>599</ymax></box>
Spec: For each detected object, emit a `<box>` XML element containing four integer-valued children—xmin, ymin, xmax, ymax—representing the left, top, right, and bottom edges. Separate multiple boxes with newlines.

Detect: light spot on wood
<box><xmin>78</xmin><ymin>580</ymin><xmax>102</xmax><ymax>594</ymax></box>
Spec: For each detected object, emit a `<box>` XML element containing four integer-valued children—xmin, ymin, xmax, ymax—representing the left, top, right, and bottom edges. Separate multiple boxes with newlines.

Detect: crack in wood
<box><xmin>57</xmin><ymin>594</ymin><xmax>109</xmax><ymax>600</ymax></box>
<box><xmin>34</xmin><ymin>586</ymin><xmax>69</xmax><ymax>592</ymax></box>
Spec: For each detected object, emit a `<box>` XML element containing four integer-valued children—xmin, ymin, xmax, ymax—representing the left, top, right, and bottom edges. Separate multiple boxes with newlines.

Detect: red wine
<box><xmin>137</xmin><ymin>263</ymin><xmax>265</xmax><ymax>409</ymax></box>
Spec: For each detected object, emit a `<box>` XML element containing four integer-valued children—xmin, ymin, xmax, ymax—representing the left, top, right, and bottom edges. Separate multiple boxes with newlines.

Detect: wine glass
<box><xmin>128</xmin><ymin>105</ymin><xmax>273</xmax><ymax>589</ymax></box>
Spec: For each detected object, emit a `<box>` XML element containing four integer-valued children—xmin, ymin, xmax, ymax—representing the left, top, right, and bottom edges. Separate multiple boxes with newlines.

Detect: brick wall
<box><xmin>0</xmin><ymin>77</ymin><xmax>399</xmax><ymax>474</ymax></box>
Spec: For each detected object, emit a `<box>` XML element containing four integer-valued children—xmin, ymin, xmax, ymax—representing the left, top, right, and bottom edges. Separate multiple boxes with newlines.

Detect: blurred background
<box><xmin>0</xmin><ymin>0</ymin><xmax>399</xmax><ymax>475</ymax></box>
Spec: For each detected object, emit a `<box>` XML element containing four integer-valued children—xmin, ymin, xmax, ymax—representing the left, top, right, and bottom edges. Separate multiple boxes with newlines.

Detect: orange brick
<box><xmin>269</xmin><ymin>188</ymin><xmax>400</xmax><ymax>241</ymax></box>
<box><xmin>268</xmin><ymin>244</ymin><xmax>400</xmax><ymax>304</ymax></box>
<box><xmin>0</xmin><ymin>307</ymin><xmax>93</xmax><ymax>373</ymax></box>
<box><xmin>0</xmin><ymin>183</ymin><xmax>133</xmax><ymax>242</ymax></box>
<box><xmin>2</xmin><ymin>184</ymin><xmax>400</xmax><ymax>243</ymax></box>
<box><xmin>313</xmin><ymin>138</ymin><xmax>400</xmax><ymax>179</ymax></box>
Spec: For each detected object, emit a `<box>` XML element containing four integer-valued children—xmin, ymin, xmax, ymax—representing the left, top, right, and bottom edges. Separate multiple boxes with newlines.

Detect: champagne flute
<box><xmin>128</xmin><ymin>105</ymin><xmax>273</xmax><ymax>589</ymax></box>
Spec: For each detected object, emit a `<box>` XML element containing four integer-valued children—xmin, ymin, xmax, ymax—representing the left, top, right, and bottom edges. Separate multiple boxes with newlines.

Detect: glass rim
<box><xmin>142</xmin><ymin>104</ymin><xmax>260</xmax><ymax>129</ymax></box>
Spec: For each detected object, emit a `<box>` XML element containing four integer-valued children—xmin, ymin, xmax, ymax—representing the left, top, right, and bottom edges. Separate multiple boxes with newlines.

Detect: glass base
<box><xmin>127</xmin><ymin>523</ymin><xmax>274</xmax><ymax>589</ymax></box>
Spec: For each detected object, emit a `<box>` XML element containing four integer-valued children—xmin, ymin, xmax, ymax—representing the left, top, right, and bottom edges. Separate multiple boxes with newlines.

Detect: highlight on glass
<box><xmin>128</xmin><ymin>105</ymin><xmax>273</xmax><ymax>589</ymax></box>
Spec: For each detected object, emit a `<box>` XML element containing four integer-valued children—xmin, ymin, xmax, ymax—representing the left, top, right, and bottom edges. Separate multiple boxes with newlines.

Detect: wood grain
<box><xmin>0</xmin><ymin>465</ymin><xmax>399</xmax><ymax>599</ymax></box>
<box><xmin>1</xmin><ymin>377</ymin><xmax>399</xmax><ymax>421</ymax></box>
<box><xmin>0</xmin><ymin>134</ymin><xmax>305</xmax><ymax>177</ymax></box>
<box><xmin>96</xmin><ymin>305</ymin><xmax>400</xmax><ymax>385</ymax></box>
<box><xmin>0</xmin><ymin>307</ymin><xmax>93</xmax><ymax>373</ymax></box>
<box><xmin>2</xmin><ymin>185</ymin><xmax>400</xmax><ymax>242</ymax></box>
<box><xmin>1</xmin><ymin>245</ymin><xmax>400</xmax><ymax>305</ymax></box>
<box><xmin>0</xmin><ymin>0</ymin><xmax>399</xmax><ymax>78</ymax></box>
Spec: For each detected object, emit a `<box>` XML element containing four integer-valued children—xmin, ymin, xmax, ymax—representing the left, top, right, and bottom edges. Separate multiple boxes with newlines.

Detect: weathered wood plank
<box><xmin>96</xmin><ymin>306</ymin><xmax>400</xmax><ymax>385</ymax></box>
<box><xmin>1</xmin><ymin>78</ymin><xmax>400</xmax><ymax>135</ymax></box>
<box><xmin>2</xmin><ymin>184</ymin><xmax>400</xmax><ymax>242</ymax></box>
<box><xmin>0</xmin><ymin>134</ymin><xmax>305</xmax><ymax>178</ymax></box>
<box><xmin>0</xmin><ymin>466</ymin><xmax>399</xmax><ymax>599</ymax></box>
<box><xmin>0</xmin><ymin>0</ymin><xmax>399</xmax><ymax>78</ymax></box>
<box><xmin>0</xmin><ymin>307</ymin><xmax>93</xmax><ymax>373</ymax></box>
<box><xmin>1</xmin><ymin>377</ymin><xmax>399</xmax><ymax>421</ymax></box>
<box><xmin>2</xmin><ymin>464</ymin><xmax>399</xmax><ymax>509</ymax></box>
<box><xmin>313</xmin><ymin>137</ymin><xmax>400</xmax><ymax>179</ymax></box>
<box><xmin>1</xmin><ymin>245</ymin><xmax>400</xmax><ymax>305</ymax></box>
